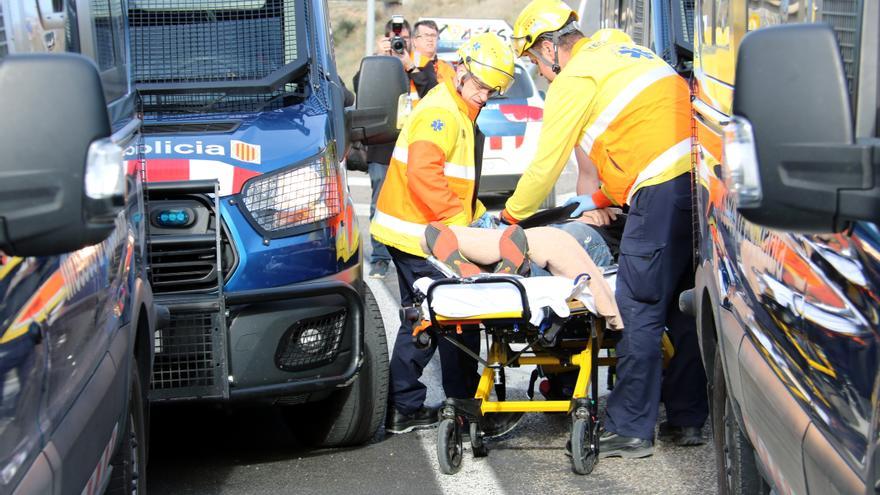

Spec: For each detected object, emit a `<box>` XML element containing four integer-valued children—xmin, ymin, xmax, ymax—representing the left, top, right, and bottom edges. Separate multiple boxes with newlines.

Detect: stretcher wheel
<box><xmin>570</xmin><ymin>416</ymin><xmax>599</xmax><ymax>475</ymax></box>
<box><xmin>470</xmin><ymin>422</ymin><xmax>488</xmax><ymax>458</ymax></box>
<box><xmin>437</xmin><ymin>418</ymin><xmax>463</xmax><ymax>474</ymax></box>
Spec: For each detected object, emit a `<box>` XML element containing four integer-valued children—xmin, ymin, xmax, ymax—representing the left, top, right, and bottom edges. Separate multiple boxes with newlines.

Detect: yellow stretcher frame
<box><xmin>419</xmin><ymin>275</ymin><xmax>676</xmax><ymax>476</ymax></box>
<box><xmin>425</xmin><ymin>308</ymin><xmax>675</xmax><ymax>417</ymax></box>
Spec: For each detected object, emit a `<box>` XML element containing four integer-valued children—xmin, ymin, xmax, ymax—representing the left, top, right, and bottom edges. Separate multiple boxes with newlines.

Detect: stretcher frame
<box><xmin>409</xmin><ymin>272</ymin><xmax>675</xmax><ymax>475</ymax></box>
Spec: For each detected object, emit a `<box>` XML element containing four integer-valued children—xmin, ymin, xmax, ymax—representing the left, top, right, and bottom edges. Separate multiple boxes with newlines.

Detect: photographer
<box><xmin>403</xmin><ymin>20</ymin><xmax>455</xmax><ymax>104</ymax></box>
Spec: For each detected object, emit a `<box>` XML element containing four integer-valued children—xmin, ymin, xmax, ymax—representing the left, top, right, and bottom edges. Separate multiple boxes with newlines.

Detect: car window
<box><xmin>497</xmin><ymin>65</ymin><xmax>533</xmax><ymax>99</ymax></box>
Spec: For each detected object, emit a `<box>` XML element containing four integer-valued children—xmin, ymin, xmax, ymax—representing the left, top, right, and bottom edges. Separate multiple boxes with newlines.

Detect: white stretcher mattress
<box><xmin>415</xmin><ymin>273</ymin><xmax>617</xmax><ymax>326</ymax></box>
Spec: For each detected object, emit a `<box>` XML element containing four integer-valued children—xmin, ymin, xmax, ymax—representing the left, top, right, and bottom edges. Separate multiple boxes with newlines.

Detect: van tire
<box><xmin>712</xmin><ymin>347</ymin><xmax>765</xmax><ymax>495</ymax></box>
<box><xmin>539</xmin><ymin>186</ymin><xmax>556</xmax><ymax>209</ymax></box>
<box><xmin>285</xmin><ymin>286</ymin><xmax>389</xmax><ymax>447</ymax></box>
<box><xmin>107</xmin><ymin>359</ymin><xmax>147</xmax><ymax>494</ymax></box>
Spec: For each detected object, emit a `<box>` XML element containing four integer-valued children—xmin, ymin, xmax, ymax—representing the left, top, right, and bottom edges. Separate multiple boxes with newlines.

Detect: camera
<box><xmin>390</xmin><ymin>15</ymin><xmax>406</xmax><ymax>55</ymax></box>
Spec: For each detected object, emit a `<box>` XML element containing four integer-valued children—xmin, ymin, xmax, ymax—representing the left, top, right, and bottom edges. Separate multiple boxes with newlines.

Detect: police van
<box><xmin>0</xmin><ymin>0</ymin><xmax>155</xmax><ymax>492</ymax></box>
<box><xmin>125</xmin><ymin>0</ymin><xmax>403</xmax><ymax>446</ymax></box>
<box><xmin>601</xmin><ymin>0</ymin><xmax>880</xmax><ymax>492</ymax></box>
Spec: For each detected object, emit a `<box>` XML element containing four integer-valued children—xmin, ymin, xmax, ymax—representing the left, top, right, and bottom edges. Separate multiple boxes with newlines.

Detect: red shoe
<box><xmin>424</xmin><ymin>222</ymin><xmax>481</xmax><ymax>277</ymax></box>
<box><xmin>495</xmin><ymin>224</ymin><xmax>530</xmax><ymax>276</ymax></box>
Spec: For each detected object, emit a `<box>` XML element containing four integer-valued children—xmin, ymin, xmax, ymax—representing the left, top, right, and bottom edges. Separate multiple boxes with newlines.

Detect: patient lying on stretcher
<box><xmin>417</xmin><ymin>215</ymin><xmax>624</xmax><ymax>330</ymax></box>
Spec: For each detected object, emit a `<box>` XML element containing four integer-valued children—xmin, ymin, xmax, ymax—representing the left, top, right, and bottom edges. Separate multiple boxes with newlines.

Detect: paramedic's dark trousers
<box><xmin>605</xmin><ymin>173</ymin><xmax>709</xmax><ymax>440</ymax></box>
<box><xmin>387</xmin><ymin>247</ymin><xmax>480</xmax><ymax>414</ymax></box>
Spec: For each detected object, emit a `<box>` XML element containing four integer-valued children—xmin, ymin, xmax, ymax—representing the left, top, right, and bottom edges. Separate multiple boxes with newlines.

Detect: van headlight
<box><xmin>241</xmin><ymin>151</ymin><xmax>340</xmax><ymax>233</ymax></box>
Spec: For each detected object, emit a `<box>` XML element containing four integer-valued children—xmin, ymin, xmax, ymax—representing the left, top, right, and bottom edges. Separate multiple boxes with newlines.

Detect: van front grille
<box><xmin>149</xmin><ymin>235</ymin><xmax>218</xmax><ymax>294</ymax></box>
<box><xmin>143</xmin><ymin>121</ymin><xmax>240</xmax><ymax>135</ymax></box>
<box><xmin>151</xmin><ymin>312</ymin><xmax>218</xmax><ymax>391</ymax></box>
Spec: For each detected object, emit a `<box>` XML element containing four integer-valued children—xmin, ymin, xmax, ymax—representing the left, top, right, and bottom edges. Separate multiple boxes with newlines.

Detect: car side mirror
<box><xmin>727</xmin><ymin>23</ymin><xmax>879</xmax><ymax>233</ymax></box>
<box><xmin>0</xmin><ymin>54</ymin><xmax>125</xmax><ymax>256</ymax></box>
<box><xmin>347</xmin><ymin>56</ymin><xmax>409</xmax><ymax>146</ymax></box>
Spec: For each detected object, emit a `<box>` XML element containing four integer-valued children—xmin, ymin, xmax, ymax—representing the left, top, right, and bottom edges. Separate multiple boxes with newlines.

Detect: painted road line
<box><xmin>368</xmin><ymin>275</ymin><xmax>506</xmax><ymax>494</ymax></box>
<box><xmin>347</xmin><ymin>176</ymin><xmax>371</xmax><ymax>187</ymax></box>
<box><xmin>354</xmin><ymin>204</ymin><xmax>371</xmax><ymax>217</ymax></box>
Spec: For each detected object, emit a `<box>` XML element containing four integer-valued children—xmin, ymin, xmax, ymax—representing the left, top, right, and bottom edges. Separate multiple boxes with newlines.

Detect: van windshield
<box><xmin>129</xmin><ymin>0</ymin><xmax>306</xmax><ymax>115</ymax></box>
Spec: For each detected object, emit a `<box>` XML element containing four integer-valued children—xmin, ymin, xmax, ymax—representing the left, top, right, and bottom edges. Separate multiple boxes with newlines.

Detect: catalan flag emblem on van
<box><xmin>230</xmin><ymin>140</ymin><xmax>261</xmax><ymax>164</ymax></box>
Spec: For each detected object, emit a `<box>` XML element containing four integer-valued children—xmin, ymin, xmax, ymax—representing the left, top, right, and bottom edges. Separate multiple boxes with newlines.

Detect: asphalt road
<box><xmin>147</xmin><ymin>165</ymin><xmax>718</xmax><ymax>494</ymax></box>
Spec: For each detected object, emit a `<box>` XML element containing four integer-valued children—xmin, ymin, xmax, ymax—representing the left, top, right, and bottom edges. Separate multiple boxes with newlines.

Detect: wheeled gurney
<box><xmin>403</xmin><ymin>265</ymin><xmax>674</xmax><ymax>475</ymax></box>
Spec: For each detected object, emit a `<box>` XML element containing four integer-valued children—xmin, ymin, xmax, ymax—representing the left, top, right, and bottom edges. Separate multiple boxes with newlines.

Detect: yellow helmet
<box><xmin>512</xmin><ymin>0</ymin><xmax>578</xmax><ymax>57</ymax></box>
<box><xmin>590</xmin><ymin>28</ymin><xmax>633</xmax><ymax>44</ymax></box>
<box><xmin>457</xmin><ymin>32</ymin><xmax>515</xmax><ymax>95</ymax></box>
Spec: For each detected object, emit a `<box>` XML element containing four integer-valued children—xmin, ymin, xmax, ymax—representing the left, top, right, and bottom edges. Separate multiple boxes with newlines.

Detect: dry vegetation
<box><xmin>329</xmin><ymin>0</ymin><xmax>534</xmax><ymax>88</ymax></box>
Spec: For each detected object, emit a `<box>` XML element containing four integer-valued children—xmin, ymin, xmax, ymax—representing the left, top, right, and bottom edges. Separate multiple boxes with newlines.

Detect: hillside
<box><xmin>329</xmin><ymin>0</ymin><xmax>536</xmax><ymax>89</ymax></box>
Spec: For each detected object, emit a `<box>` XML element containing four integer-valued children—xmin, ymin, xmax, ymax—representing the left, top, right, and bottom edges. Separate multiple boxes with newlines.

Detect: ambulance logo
<box><xmin>231</xmin><ymin>140</ymin><xmax>262</xmax><ymax>164</ymax></box>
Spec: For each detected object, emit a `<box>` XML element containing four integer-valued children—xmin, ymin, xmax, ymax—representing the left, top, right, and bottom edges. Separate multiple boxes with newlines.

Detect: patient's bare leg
<box><xmin>438</xmin><ymin>225</ymin><xmax>622</xmax><ymax>328</ymax></box>
<box><xmin>445</xmin><ymin>226</ymin><xmax>595</xmax><ymax>279</ymax></box>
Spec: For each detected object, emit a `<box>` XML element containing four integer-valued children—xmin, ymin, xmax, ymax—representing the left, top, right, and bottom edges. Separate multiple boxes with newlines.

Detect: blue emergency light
<box><xmin>153</xmin><ymin>208</ymin><xmax>194</xmax><ymax>228</ymax></box>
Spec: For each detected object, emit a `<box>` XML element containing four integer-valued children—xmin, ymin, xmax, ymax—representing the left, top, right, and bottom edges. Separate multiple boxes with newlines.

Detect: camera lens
<box><xmin>391</xmin><ymin>36</ymin><xmax>405</xmax><ymax>54</ymax></box>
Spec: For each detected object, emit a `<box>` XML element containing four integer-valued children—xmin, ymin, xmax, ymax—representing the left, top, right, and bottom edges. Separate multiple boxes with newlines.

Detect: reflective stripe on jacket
<box><xmin>371</xmin><ymin>79</ymin><xmax>486</xmax><ymax>257</ymax></box>
<box><xmin>504</xmin><ymin>37</ymin><xmax>692</xmax><ymax>220</ymax></box>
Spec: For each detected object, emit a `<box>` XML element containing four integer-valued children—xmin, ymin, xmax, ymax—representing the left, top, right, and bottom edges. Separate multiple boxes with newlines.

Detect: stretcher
<box><xmin>403</xmin><ymin>261</ymin><xmax>674</xmax><ymax>475</ymax></box>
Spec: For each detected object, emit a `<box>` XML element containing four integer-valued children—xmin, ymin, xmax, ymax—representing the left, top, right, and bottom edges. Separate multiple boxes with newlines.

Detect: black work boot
<box><xmin>598</xmin><ymin>431</ymin><xmax>654</xmax><ymax>459</ymax></box>
<box><xmin>657</xmin><ymin>421</ymin><xmax>705</xmax><ymax>446</ymax></box>
<box><xmin>385</xmin><ymin>405</ymin><xmax>439</xmax><ymax>434</ymax></box>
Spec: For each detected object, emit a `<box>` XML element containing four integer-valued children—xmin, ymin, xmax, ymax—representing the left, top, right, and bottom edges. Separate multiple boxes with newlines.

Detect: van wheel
<box><xmin>285</xmin><ymin>286</ymin><xmax>389</xmax><ymax>447</ymax></box>
<box><xmin>107</xmin><ymin>359</ymin><xmax>147</xmax><ymax>494</ymax></box>
<box><xmin>713</xmin><ymin>347</ymin><xmax>766</xmax><ymax>494</ymax></box>
<box><xmin>539</xmin><ymin>186</ymin><xmax>556</xmax><ymax>209</ymax></box>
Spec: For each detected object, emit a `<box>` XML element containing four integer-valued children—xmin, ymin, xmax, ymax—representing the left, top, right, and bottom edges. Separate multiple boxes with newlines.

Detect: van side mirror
<box><xmin>0</xmin><ymin>54</ymin><xmax>125</xmax><ymax>256</ymax></box>
<box><xmin>348</xmin><ymin>56</ymin><xmax>409</xmax><ymax>146</ymax></box>
<box><xmin>728</xmin><ymin>23</ymin><xmax>879</xmax><ymax>233</ymax></box>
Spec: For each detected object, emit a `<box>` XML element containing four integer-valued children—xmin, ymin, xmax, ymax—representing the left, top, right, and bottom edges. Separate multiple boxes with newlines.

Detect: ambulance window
<box><xmin>698</xmin><ymin>0</ymin><xmax>714</xmax><ymax>45</ymax></box>
<box><xmin>715</xmin><ymin>0</ymin><xmax>730</xmax><ymax>50</ymax></box>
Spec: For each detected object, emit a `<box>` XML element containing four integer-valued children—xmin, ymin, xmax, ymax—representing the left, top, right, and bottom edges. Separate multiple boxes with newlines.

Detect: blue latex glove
<box><xmin>469</xmin><ymin>212</ymin><xmax>498</xmax><ymax>229</ymax></box>
<box><xmin>563</xmin><ymin>194</ymin><xmax>597</xmax><ymax>218</ymax></box>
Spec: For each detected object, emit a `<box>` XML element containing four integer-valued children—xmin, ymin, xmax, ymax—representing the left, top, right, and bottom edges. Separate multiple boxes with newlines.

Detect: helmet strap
<box><xmin>540</xmin><ymin>21</ymin><xmax>581</xmax><ymax>74</ymax></box>
<box><xmin>528</xmin><ymin>48</ymin><xmax>558</xmax><ymax>74</ymax></box>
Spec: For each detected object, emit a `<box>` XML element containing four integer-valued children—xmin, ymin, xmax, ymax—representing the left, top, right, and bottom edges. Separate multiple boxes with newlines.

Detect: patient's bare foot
<box><xmin>495</xmin><ymin>224</ymin><xmax>530</xmax><ymax>276</ymax></box>
<box><xmin>425</xmin><ymin>222</ymin><xmax>481</xmax><ymax>277</ymax></box>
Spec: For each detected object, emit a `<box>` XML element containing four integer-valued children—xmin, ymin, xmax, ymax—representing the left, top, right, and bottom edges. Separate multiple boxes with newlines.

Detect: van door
<box><xmin>798</xmin><ymin>225</ymin><xmax>879</xmax><ymax>493</ymax></box>
<box><xmin>694</xmin><ymin>0</ymin><xmax>812</xmax><ymax>492</ymax></box>
<box><xmin>44</xmin><ymin>0</ymin><xmax>133</xmax><ymax>490</ymax></box>
<box><xmin>0</xmin><ymin>257</ymin><xmax>51</xmax><ymax>491</ymax></box>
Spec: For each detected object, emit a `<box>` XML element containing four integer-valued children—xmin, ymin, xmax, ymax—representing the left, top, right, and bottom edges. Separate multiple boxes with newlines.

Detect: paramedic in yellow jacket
<box><xmin>371</xmin><ymin>33</ymin><xmax>517</xmax><ymax>434</ymax></box>
<box><xmin>505</xmin><ymin>0</ymin><xmax>708</xmax><ymax>456</ymax></box>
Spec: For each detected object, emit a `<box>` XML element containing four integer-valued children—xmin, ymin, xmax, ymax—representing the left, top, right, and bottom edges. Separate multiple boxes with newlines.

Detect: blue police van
<box><xmin>0</xmin><ymin>0</ymin><xmax>155</xmax><ymax>492</ymax></box>
<box><xmin>124</xmin><ymin>0</ymin><xmax>405</xmax><ymax>446</ymax></box>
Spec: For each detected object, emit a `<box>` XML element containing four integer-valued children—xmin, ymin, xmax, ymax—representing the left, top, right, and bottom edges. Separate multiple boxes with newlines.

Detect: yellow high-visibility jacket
<box><xmin>371</xmin><ymin>79</ymin><xmax>486</xmax><ymax>257</ymax></box>
<box><xmin>503</xmin><ymin>37</ymin><xmax>691</xmax><ymax>221</ymax></box>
